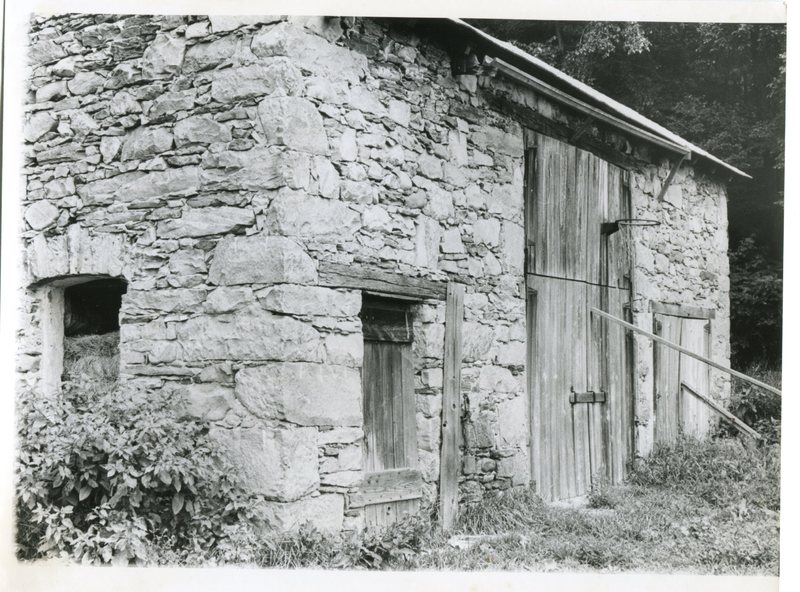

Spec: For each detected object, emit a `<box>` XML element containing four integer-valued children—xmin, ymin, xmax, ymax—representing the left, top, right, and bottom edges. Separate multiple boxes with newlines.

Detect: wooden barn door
<box><xmin>653</xmin><ymin>313</ymin><xmax>712</xmax><ymax>444</ymax></box>
<box><xmin>355</xmin><ymin>297</ymin><xmax>423</xmax><ymax>528</ymax></box>
<box><xmin>526</xmin><ymin>132</ymin><xmax>633</xmax><ymax>501</ymax></box>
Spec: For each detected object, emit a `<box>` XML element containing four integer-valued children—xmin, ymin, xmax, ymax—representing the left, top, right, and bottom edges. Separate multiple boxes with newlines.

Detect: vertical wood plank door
<box><xmin>653</xmin><ymin>314</ymin><xmax>712</xmax><ymax>445</ymax></box>
<box><xmin>525</xmin><ymin>132</ymin><xmax>633</xmax><ymax>501</ymax></box>
<box><xmin>360</xmin><ymin>297</ymin><xmax>421</xmax><ymax>529</ymax></box>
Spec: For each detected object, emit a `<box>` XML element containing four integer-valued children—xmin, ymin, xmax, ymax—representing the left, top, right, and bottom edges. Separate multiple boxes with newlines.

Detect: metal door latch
<box><xmin>569</xmin><ymin>388</ymin><xmax>608</xmax><ymax>404</ymax></box>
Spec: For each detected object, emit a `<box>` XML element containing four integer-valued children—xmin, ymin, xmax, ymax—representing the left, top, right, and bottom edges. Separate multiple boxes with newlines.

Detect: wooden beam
<box><xmin>484</xmin><ymin>92</ymin><xmax>640</xmax><ymax>171</ymax></box>
<box><xmin>681</xmin><ymin>383</ymin><xmax>761</xmax><ymax>441</ymax></box>
<box><xmin>318</xmin><ymin>261</ymin><xmax>447</xmax><ymax>300</ymax></box>
<box><xmin>348</xmin><ymin>468</ymin><xmax>423</xmax><ymax>508</ymax></box>
<box><xmin>487</xmin><ymin>57</ymin><xmax>692</xmax><ymax>158</ymax></box>
<box><xmin>591</xmin><ymin>307</ymin><xmax>782</xmax><ymax>397</ymax></box>
<box><xmin>439</xmin><ymin>282</ymin><xmax>465</xmax><ymax>532</ymax></box>
<box><xmin>656</xmin><ymin>152</ymin><xmax>690</xmax><ymax>202</ymax></box>
<box><xmin>651</xmin><ymin>301</ymin><xmax>716</xmax><ymax>320</ymax></box>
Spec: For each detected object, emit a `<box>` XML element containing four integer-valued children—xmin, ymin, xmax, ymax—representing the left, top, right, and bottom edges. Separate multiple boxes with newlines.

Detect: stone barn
<box><xmin>19</xmin><ymin>14</ymin><xmax>747</xmax><ymax>532</ymax></box>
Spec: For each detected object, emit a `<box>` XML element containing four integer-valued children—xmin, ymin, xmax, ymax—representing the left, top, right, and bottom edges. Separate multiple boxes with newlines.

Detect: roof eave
<box><xmin>447</xmin><ymin>18</ymin><xmax>751</xmax><ymax>180</ymax></box>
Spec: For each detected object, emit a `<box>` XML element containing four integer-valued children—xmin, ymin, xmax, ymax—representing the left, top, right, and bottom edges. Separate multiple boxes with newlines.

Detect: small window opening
<box><xmin>61</xmin><ymin>278</ymin><xmax>127</xmax><ymax>393</ymax></box>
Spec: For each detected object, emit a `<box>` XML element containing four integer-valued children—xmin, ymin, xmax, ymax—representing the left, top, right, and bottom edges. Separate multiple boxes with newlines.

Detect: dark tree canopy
<box><xmin>470</xmin><ymin>19</ymin><xmax>785</xmax><ymax>366</ymax></box>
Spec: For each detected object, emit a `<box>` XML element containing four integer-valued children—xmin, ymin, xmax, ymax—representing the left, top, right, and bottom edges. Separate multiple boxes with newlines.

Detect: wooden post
<box><xmin>591</xmin><ymin>307</ymin><xmax>782</xmax><ymax>397</ymax></box>
<box><xmin>681</xmin><ymin>383</ymin><xmax>762</xmax><ymax>441</ymax></box>
<box><xmin>439</xmin><ymin>282</ymin><xmax>464</xmax><ymax>532</ymax></box>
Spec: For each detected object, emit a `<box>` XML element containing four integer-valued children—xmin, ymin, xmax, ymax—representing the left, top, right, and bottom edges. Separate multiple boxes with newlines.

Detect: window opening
<box><xmin>61</xmin><ymin>278</ymin><xmax>126</xmax><ymax>394</ymax></box>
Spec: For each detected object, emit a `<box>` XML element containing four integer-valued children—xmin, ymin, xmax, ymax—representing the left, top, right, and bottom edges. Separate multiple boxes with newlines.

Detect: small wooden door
<box><xmin>357</xmin><ymin>297</ymin><xmax>422</xmax><ymax>528</ymax></box>
<box><xmin>526</xmin><ymin>132</ymin><xmax>633</xmax><ymax>501</ymax></box>
<box><xmin>653</xmin><ymin>314</ymin><xmax>712</xmax><ymax>444</ymax></box>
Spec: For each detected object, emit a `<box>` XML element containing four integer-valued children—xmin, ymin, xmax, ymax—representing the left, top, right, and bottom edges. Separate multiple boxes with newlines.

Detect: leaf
<box><xmin>78</xmin><ymin>486</ymin><xmax>92</xmax><ymax>501</ymax></box>
<box><xmin>158</xmin><ymin>470</ymin><xmax>171</xmax><ymax>485</ymax></box>
<box><xmin>172</xmin><ymin>492</ymin><xmax>184</xmax><ymax>515</ymax></box>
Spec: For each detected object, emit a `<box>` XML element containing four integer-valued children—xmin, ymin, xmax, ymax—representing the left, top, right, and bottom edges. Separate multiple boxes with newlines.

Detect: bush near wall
<box><xmin>15</xmin><ymin>366</ymin><xmax>266</xmax><ymax>564</ymax></box>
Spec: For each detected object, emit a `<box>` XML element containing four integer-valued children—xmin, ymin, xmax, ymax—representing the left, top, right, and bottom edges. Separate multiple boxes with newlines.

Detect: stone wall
<box><xmin>20</xmin><ymin>13</ymin><xmax>729</xmax><ymax>527</ymax></box>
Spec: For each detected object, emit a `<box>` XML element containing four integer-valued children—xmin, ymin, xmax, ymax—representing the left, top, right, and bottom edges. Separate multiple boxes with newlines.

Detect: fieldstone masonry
<box><xmin>19</xmin><ymin>14</ymin><xmax>730</xmax><ymax>530</ymax></box>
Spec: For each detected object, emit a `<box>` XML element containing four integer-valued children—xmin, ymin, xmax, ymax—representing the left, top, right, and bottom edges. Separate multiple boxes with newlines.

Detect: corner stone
<box><xmin>261</xmin><ymin>495</ymin><xmax>344</xmax><ymax>533</ymax></box>
<box><xmin>257</xmin><ymin>96</ymin><xmax>329</xmax><ymax>155</ymax></box>
<box><xmin>208</xmin><ymin>235</ymin><xmax>317</xmax><ymax>286</ymax></box>
<box><xmin>210</xmin><ymin>426</ymin><xmax>319</xmax><ymax>501</ymax></box>
<box><xmin>235</xmin><ymin>362</ymin><xmax>362</xmax><ymax>426</ymax></box>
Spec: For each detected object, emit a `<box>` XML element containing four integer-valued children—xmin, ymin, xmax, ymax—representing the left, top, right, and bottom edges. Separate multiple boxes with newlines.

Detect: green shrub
<box><xmin>15</xmin><ymin>383</ymin><xmax>265</xmax><ymax>564</ymax></box>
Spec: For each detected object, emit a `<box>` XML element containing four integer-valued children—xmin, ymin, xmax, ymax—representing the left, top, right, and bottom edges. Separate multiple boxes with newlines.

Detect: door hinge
<box><xmin>569</xmin><ymin>388</ymin><xmax>607</xmax><ymax>404</ymax></box>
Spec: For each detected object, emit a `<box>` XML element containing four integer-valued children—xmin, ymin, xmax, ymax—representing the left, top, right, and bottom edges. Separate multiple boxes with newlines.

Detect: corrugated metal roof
<box><xmin>449</xmin><ymin>18</ymin><xmax>750</xmax><ymax>179</ymax></box>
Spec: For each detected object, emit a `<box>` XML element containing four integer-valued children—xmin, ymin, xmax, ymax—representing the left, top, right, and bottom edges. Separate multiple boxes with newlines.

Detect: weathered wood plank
<box><xmin>318</xmin><ymin>261</ymin><xmax>447</xmax><ymax>300</ymax></box>
<box><xmin>526</xmin><ymin>287</ymin><xmax>541</xmax><ymax>496</ymax></box>
<box><xmin>524</xmin><ymin>147</ymin><xmax>538</xmax><ymax>274</ymax></box>
<box><xmin>651</xmin><ymin>301</ymin><xmax>717</xmax><ymax>320</ymax></box>
<box><xmin>439</xmin><ymin>282</ymin><xmax>464</xmax><ymax>531</ymax></box>
<box><xmin>681</xmin><ymin>382</ymin><xmax>761</xmax><ymax>441</ymax></box>
<box><xmin>680</xmin><ymin>318</ymin><xmax>712</xmax><ymax>438</ymax></box>
<box><xmin>363</xmin><ymin>342</ymin><xmax>379</xmax><ymax>472</ymax></box>
<box><xmin>349</xmin><ymin>468</ymin><xmax>424</xmax><ymax>508</ymax></box>
<box><xmin>400</xmin><ymin>343</ymin><xmax>417</xmax><ymax>468</ymax></box>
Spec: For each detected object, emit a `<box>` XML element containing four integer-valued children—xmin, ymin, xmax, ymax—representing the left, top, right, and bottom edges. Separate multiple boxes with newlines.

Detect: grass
<box><xmin>57</xmin><ymin>337</ymin><xmax>777</xmax><ymax>574</ymax></box>
<box><xmin>200</xmin><ymin>433</ymin><xmax>778</xmax><ymax>574</ymax></box>
<box><xmin>231</xmin><ymin>368</ymin><xmax>780</xmax><ymax>573</ymax></box>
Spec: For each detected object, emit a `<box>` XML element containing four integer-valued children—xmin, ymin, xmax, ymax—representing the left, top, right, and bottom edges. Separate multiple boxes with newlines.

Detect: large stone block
<box><xmin>156</xmin><ymin>206</ymin><xmax>255</xmax><ymax>238</ymax></box>
<box><xmin>126</xmin><ymin>288</ymin><xmax>207</xmax><ymax>314</ymax></box>
<box><xmin>148</xmin><ymin>90</ymin><xmax>196</xmax><ymax>118</ymax></box>
<box><xmin>77</xmin><ymin>167</ymin><xmax>200</xmax><ymax>206</ymax></box>
<box><xmin>208</xmin><ymin>15</ymin><xmax>283</xmax><ymax>32</ymax></box>
<box><xmin>208</xmin><ymin>235</ymin><xmax>317</xmax><ymax>286</ymax></box>
<box><xmin>324</xmin><ymin>333</ymin><xmax>363</xmax><ymax>367</ymax></box>
<box><xmin>205</xmin><ymin>287</ymin><xmax>253</xmax><ymax>313</ymax></box>
<box><xmin>478</xmin><ymin>366</ymin><xmax>520</xmax><ymax>393</ymax></box>
<box><xmin>200</xmin><ymin>148</ymin><xmax>309</xmax><ymax>192</ymax></box>
<box><xmin>176</xmin><ymin>383</ymin><xmax>235</xmax><ymax>421</ymax></box>
<box><xmin>176</xmin><ymin>306</ymin><xmax>321</xmax><ymax>362</ymax></box>
<box><xmin>261</xmin><ymin>494</ymin><xmax>344</xmax><ymax>533</ymax></box>
<box><xmin>251</xmin><ymin>22</ymin><xmax>367</xmax><ymax>84</ymax></box>
<box><xmin>141</xmin><ymin>33</ymin><xmax>186</xmax><ymax>78</ymax></box>
<box><xmin>24</xmin><ymin>111</ymin><xmax>57</xmax><ymax>142</ymax></box>
<box><xmin>257</xmin><ymin>285</ymin><xmax>360</xmax><ymax>317</ymax></box>
<box><xmin>183</xmin><ymin>36</ymin><xmax>238</xmax><ymax>72</ymax></box>
<box><xmin>24</xmin><ymin>201</ymin><xmax>59</xmax><ymax>230</ymax></box>
<box><xmin>210</xmin><ymin>426</ymin><xmax>319</xmax><ymax>501</ymax></box>
<box><xmin>120</xmin><ymin>126</ymin><xmax>174</xmax><ymax>161</ymax></box>
<box><xmin>67</xmin><ymin>71</ymin><xmax>105</xmax><ymax>96</ymax></box>
<box><xmin>500</xmin><ymin>222</ymin><xmax>525</xmax><ymax>272</ymax></box>
<box><xmin>257</xmin><ymin>96</ymin><xmax>328</xmax><ymax>155</ymax></box>
<box><xmin>174</xmin><ymin>115</ymin><xmax>232</xmax><ymax>147</ymax></box>
<box><xmin>210</xmin><ymin>60</ymin><xmax>302</xmax><ymax>102</ymax></box>
<box><xmin>414</xmin><ymin>216</ymin><xmax>442</xmax><ymax>269</ymax></box>
<box><xmin>472</xmin><ymin>218</ymin><xmax>501</xmax><ymax>248</ymax></box>
<box><xmin>235</xmin><ymin>362</ymin><xmax>362</xmax><ymax>426</ymax></box>
<box><xmin>264</xmin><ymin>192</ymin><xmax>359</xmax><ymax>238</ymax></box>
<box><xmin>26</xmin><ymin>226</ymin><xmax>129</xmax><ymax>282</ymax></box>
<box><xmin>497</xmin><ymin>395</ymin><xmax>528</xmax><ymax>448</ymax></box>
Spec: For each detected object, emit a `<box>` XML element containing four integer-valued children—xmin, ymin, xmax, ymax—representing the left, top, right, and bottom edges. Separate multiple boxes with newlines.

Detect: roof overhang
<box><xmin>446</xmin><ymin>18</ymin><xmax>751</xmax><ymax>179</ymax></box>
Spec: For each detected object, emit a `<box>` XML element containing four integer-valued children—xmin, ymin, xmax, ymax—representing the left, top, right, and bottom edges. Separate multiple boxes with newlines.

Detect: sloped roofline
<box><xmin>447</xmin><ymin>18</ymin><xmax>750</xmax><ymax>179</ymax></box>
